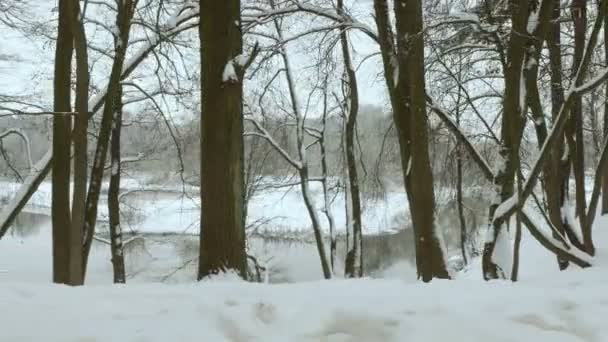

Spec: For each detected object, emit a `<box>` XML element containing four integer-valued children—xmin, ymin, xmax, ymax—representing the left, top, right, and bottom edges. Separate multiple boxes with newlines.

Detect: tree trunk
<box><xmin>108</xmin><ymin>84</ymin><xmax>126</xmax><ymax>284</ymax></box>
<box><xmin>82</xmin><ymin>0</ymin><xmax>136</xmax><ymax>279</ymax></box>
<box><xmin>319</xmin><ymin>83</ymin><xmax>337</xmax><ymax>274</ymax></box>
<box><xmin>395</xmin><ymin>0</ymin><xmax>449</xmax><ymax>282</ymax></box>
<box><xmin>602</xmin><ymin>11</ymin><xmax>608</xmax><ymax>215</ymax></box>
<box><xmin>198</xmin><ymin>0</ymin><xmax>247</xmax><ymax>279</ymax></box>
<box><xmin>482</xmin><ymin>0</ymin><xmax>530</xmax><ymax>280</ymax></box>
<box><xmin>547</xmin><ymin>0</ymin><xmax>569</xmax><ymax>270</ymax></box>
<box><xmin>67</xmin><ymin>0</ymin><xmax>88</xmax><ymax>286</ymax></box>
<box><xmin>52</xmin><ymin>0</ymin><xmax>73</xmax><ymax>285</ymax></box>
<box><xmin>339</xmin><ymin>0</ymin><xmax>363</xmax><ymax>278</ymax></box>
<box><xmin>569</xmin><ymin>0</ymin><xmax>593</xmax><ymax>255</ymax></box>
<box><xmin>455</xmin><ymin>104</ymin><xmax>468</xmax><ymax>265</ymax></box>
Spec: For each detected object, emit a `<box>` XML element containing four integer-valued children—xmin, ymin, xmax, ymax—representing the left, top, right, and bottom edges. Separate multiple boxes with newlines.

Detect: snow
<box><xmin>526</xmin><ymin>9</ymin><xmax>539</xmax><ymax>34</ymax></box>
<box><xmin>491</xmin><ymin>224</ymin><xmax>513</xmax><ymax>278</ymax></box>
<box><xmin>222</xmin><ymin>61</ymin><xmax>238</xmax><ymax>82</ymax></box>
<box><xmin>3</xmin><ymin>262</ymin><xmax>608</xmax><ymax>341</ymax></box>
<box><xmin>493</xmin><ymin>193</ymin><xmax>518</xmax><ymax>222</ymax></box>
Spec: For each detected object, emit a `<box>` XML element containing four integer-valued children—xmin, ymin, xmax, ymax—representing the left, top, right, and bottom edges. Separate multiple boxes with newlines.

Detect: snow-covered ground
<box><xmin>2</xmin><ymin>178</ymin><xmax>608</xmax><ymax>341</ymax></box>
<box><xmin>2</xmin><ymin>248</ymin><xmax>608</xmax><ymax>341</ymax></box>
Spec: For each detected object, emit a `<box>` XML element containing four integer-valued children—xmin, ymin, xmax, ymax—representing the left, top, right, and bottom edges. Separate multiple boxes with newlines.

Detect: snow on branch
<box><xmin>491</xmin><ymin>6</ymin><xmax>608</xmax><ymax>226</ymax></box>
<box><xmin>0</xmin><ymin>2</ymin><xmax>199</xmax><ymax>238</ymax></box>
<box><xmin>0</xmin><ymin>129</ymin><xmax>33</xmax><ymax>170</ymax></box>
<box><xmin>425</xmin><ymin>93</ymin><xmax>494</xmax><ymax>181</ymax></box>
<box><xmin>244</xmin><ymin>116</ymin><xmax>303</xmax><ymax>170</ymax></box>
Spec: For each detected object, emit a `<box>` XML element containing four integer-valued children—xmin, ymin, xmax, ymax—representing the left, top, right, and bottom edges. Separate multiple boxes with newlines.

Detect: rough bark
<box><xmin>339</xmin><ymin>0</ymin><xmax>363</xmax><ymax>278</ymax></box>
<box><xmin>51</xmin><ymin>0</ymin><xmax>73</xmax><ymax>285</ymax></box>
<box><xmin>198</xmin><ymin>0</ymin><xmax>247</xmax><ymax>279</ymax></box>
<box><xmin>108</xmin><ymin>83</ymin><xmax>126</xmax><ymax>284</ymax></box>
<box><xmin>395</xmin><ymin>0</ymin><xmax>449</xmax><ymax>281</ymax></box>
<box><xmin>82</xmin><ymin>0</ymin><xmax>137</xmax><ymax>279</ymax></box>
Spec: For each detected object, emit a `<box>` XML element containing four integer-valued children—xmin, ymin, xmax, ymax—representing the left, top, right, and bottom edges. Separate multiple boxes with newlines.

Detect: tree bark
<box><xmin>602</xmin><ymin>10</ymin><xmax>608</xmax><ymax>215</ymax></box>
<box><xmin>546</xmin><ymin>0</ymin><xmax>569</xmax><ymax>269</ymax></box>
<box><xmin>319</xmin><ymin>81</ymin><xmax>337</xmax><ymax>274</ymax></box>
<box><xmin>52</xmin><ymin>0</ymin><xmax>73</xmax><ymax>285</ymax></box>
<box><xmin>569</xmin><ymin>0</ymin><xmax>593</xmax><ymax>255</ymax></box>
<box><xmin>339</xmin><ymin>0</ymin><xmax>363</xmax><ymax>278</ymax></box>
<box><xmin>198</xmin><ymin>0</ymin><xmax>247</xmax><ymax>279</ymax></box>
<box><xmin>395</xmin><ymin>0</ymin><xmax>449</xmax><ymax>281</ymax></box>
<box><xmin>482</xmin><ymin>0</ymin><xmax>531</xmax><ymax>280</ymax></box>
<box><xmin>67</xmin><ymin>0</ymin><xmax>88</xmax><ymax>286</ymax></box>
<box><xmin>82</xmin><ymin>0</ymin><xmax>137</xmax><ymax>279</ymax></box>
<box><xmin>108</xmin><ymin>83</ymin><xmax>126</xmax><ymax>284</ymax></box>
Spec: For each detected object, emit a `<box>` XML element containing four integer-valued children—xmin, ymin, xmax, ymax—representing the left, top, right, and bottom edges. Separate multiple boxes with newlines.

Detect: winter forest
<box><xmin>1</xmin><ymin>0</ymin><xmax>608</xmax><ymax>340</ymax></box>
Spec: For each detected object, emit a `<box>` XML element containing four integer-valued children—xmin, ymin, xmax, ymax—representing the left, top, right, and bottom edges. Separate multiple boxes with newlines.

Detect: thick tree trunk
<box><xmin>339</xmin><ymin>0</ymin><xmax>363</xmax><ymax>278</ymax></box>
<box><xmin>52</xmin><ymin>0</ymin><xmax>73</xmax><ymax>285</ymax></box>
<box><xmin>198</xmin><ymin>0</ymin><xmax>247</xmax><ymax>279</ymax></box>
<box><xmin>108</xmin><ymin>84</ymin><xmax>126</xmax><ymax>284</ymax></box>
<box><xmin>82</xmin><ymin>0</ymin><xmax>136</xmax><ymax>279</ymax></box>
<box><xmin>395</xmin><ymin>0</ymin><xmax>449</xmax><ymax>282</ymax></box>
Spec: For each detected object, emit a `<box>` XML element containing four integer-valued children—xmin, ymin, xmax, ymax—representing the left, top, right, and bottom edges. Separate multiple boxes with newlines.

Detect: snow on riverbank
<box><xmin>0</xmin><ymin>179</ymin><xmax>411</xmax><ymax>235</ymax></box>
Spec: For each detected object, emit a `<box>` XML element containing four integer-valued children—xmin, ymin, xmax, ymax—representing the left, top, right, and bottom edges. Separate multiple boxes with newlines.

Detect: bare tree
<box><xmin>82</xmin><ymin>0</ymin><xmax>138</xmax><ymax>278</ymax></box>
<box><xmin>337</xmin><ymin>0</ymin><xmax>363</xmax><ymax>278</ymax></box>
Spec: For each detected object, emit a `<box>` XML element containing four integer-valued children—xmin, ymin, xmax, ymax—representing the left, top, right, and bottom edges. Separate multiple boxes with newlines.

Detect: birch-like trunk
<box><xmin>108</xmin><ymin>83</ymin><xmax>126</xmax><ymax>284</ymax></box>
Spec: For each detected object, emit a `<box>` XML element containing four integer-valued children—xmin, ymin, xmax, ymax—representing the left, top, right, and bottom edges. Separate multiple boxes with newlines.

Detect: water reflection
<box><xmin>11</xmin><ymin>212</ymin><xmax>48</xmax><ymax>238</ymax></box>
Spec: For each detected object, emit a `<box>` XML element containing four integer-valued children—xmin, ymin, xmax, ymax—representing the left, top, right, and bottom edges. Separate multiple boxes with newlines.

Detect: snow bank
<box><xmin>2</xmin><ymin>268</ymin><xmax>608</xmax><ymax>341</ymax></box>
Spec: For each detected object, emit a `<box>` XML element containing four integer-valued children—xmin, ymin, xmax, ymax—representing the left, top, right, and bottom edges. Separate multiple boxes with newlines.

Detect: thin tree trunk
<box><xmin>602</xmin><ymin>11</ymin><xmax>608</xmax><ymax>215</ymax></box>
<box><xmin>511</xmin><ymin>172</ymin><xmax>523</xmax><ymax>282</ymax></box>
<box><xmin>395</xmin><ymin>0</ymin><xmax>448</xmax><ymax>281</ymax></box>
<box><xmin>82</xmin><ymin>0</ymin><xmax>137</xmax><ymax>279</ymax></box>
<box><xmin>339</xmin><ymin>0</ymin><xmax>363</xmax><ymax>278</ymax></box>
<box><xmin>198</xmin><ymin>0</ymin><xmax>247</xmax><ymax>279</ymax></box>
<box><xmin>482</xmin><ymin>0</ymin><xmax>531</xmax><ymax>280</ymax></box>
<box><xmin>68</xmin><ymin>0</ymin><xmax>88</xmax><ymax>286</ymax></box>
<box><xmin>266</xmin><ymin>0</ymin><xmax>331</xmax><ymax>279</ymax></box>
<box><xmin>455</xmin><ymin>99</ymin><xmax>468</xmax><ymax>265</ymax></box>
<box><xmin>569</xmin><ymin>0</ymin><xmax>592</xmax><ymax>254</ymax></box>
<box><xmin>319</xmin><ymin>80</ymin><xmax>337</xmax><ymax>274</ymax></box>
<box><xmin>108</xmin><ymin>84</ymin><xmax>126</xmax><ymax>284</ymax></box>
<box><xmin>52</xmin><ymin>0</ymin><xmax>73</xmax><ymax>285</ymax></box>
<box><xmin>547</xmin><ymin>0</ymin><xmax>569</xmax><ymax>269</ymax></box>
